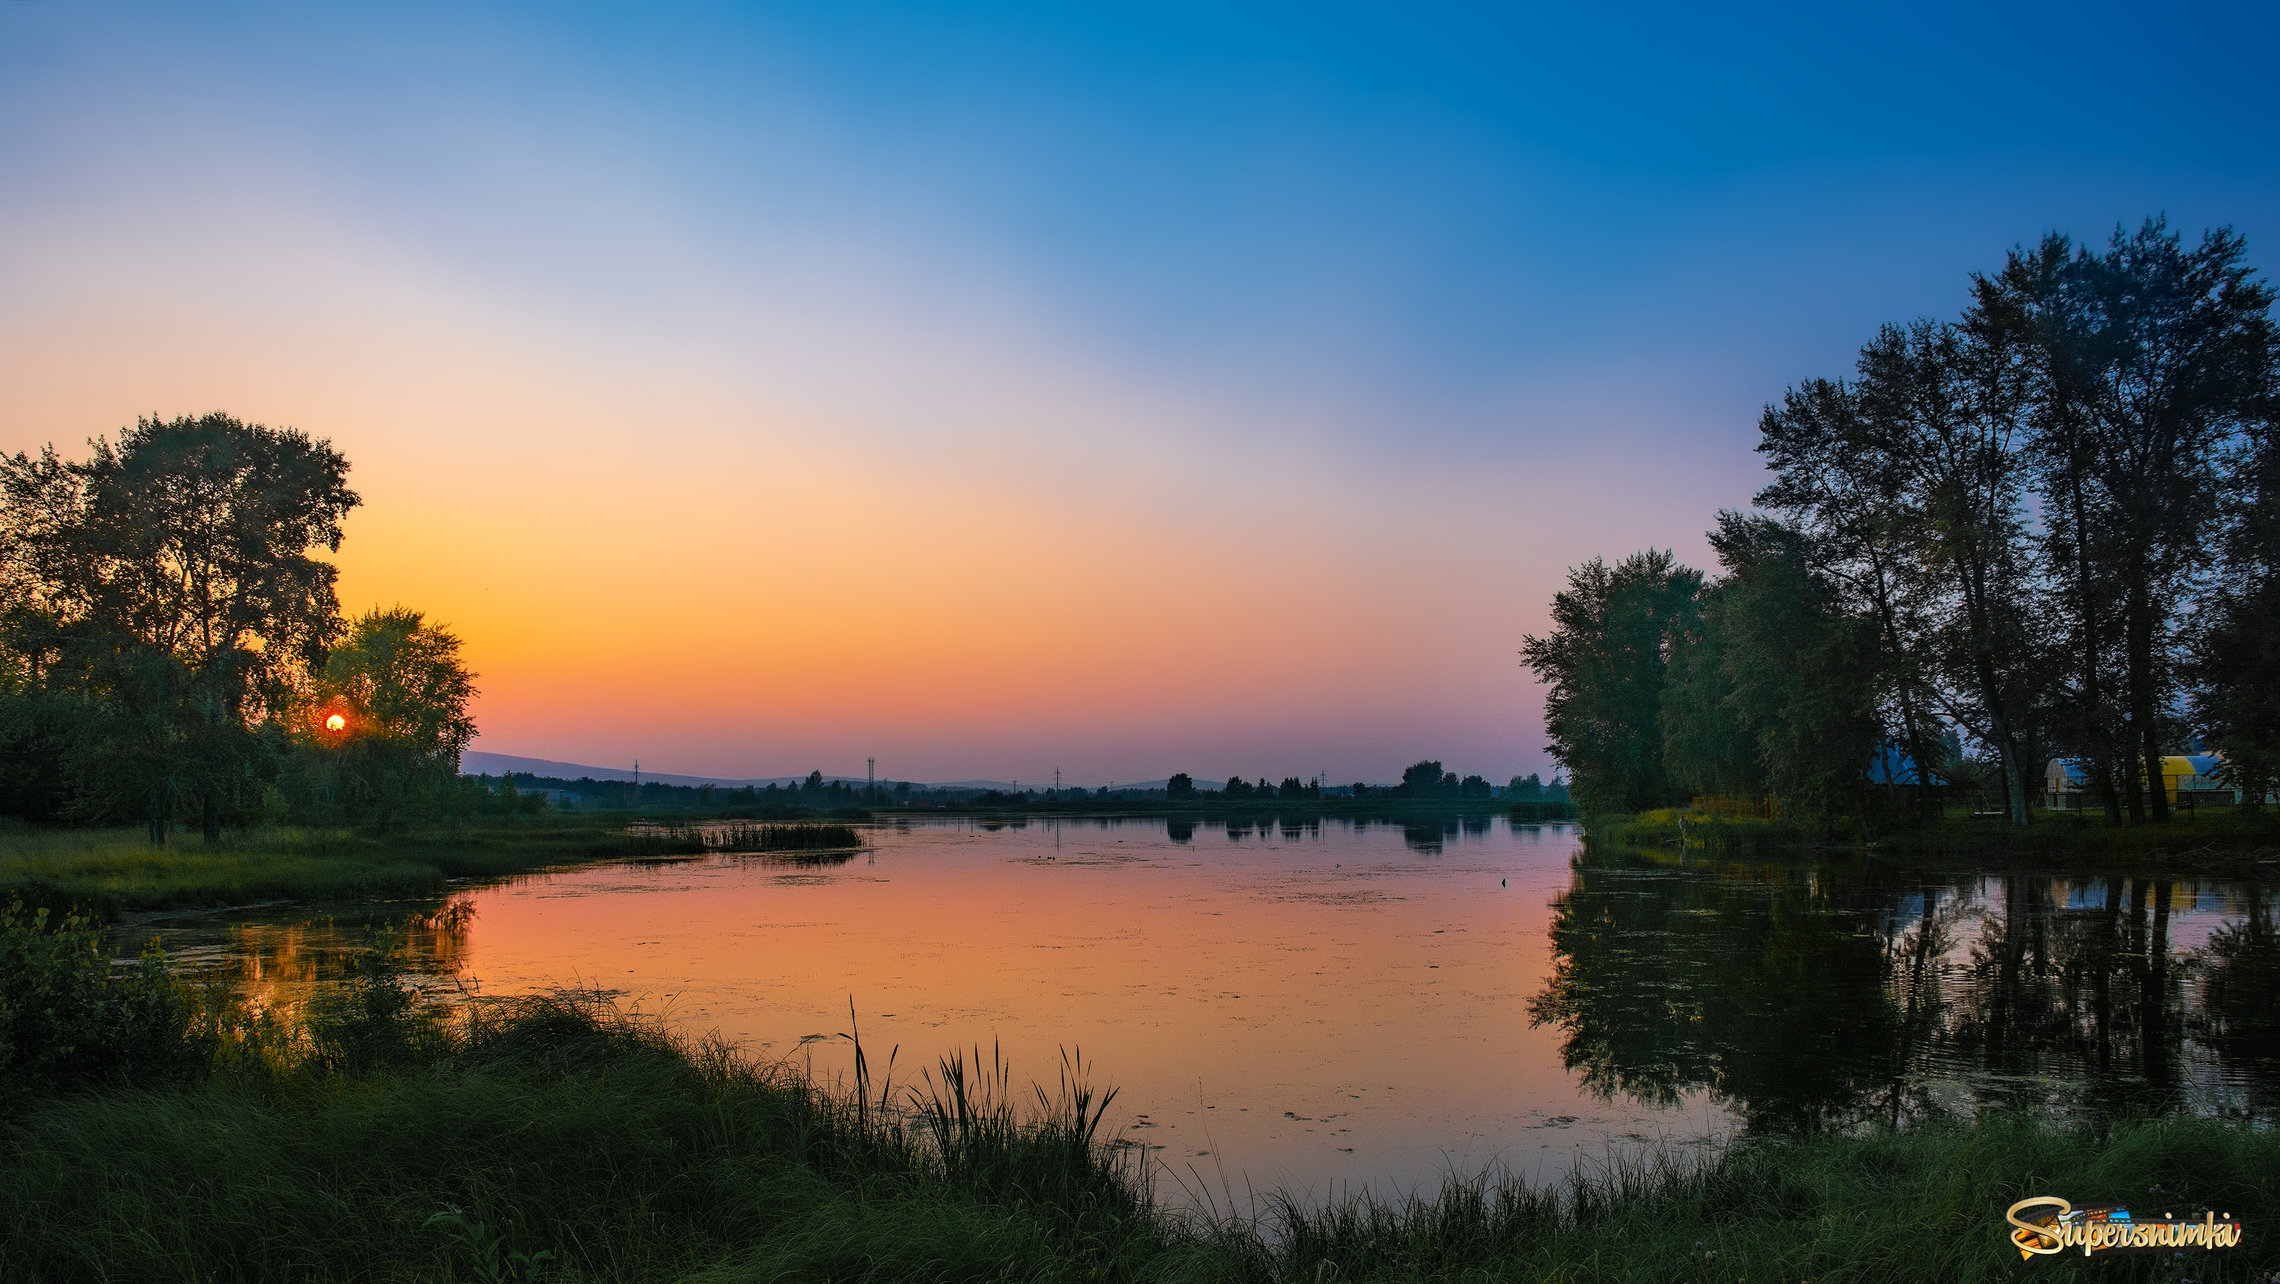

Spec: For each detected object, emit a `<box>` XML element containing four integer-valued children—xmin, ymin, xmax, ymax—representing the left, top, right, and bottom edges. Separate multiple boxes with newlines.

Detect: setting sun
<box><xmin>324</xmin><ymin>714</ymin><xmax>347</xmax><ymax>734</ymax></box>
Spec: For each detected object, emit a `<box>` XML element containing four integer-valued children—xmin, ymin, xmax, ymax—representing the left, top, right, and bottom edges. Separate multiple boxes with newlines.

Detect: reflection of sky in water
<box><xmin>114</xmin><ymin>820</ymin><xmax>2280</xmax><ymax>1205</ymax></box>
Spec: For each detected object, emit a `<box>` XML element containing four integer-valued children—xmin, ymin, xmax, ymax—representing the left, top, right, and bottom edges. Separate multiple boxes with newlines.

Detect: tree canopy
<box><xmin>1529</xmin><ymin>220</ymin><xmax>2280</xmax><ymax>827</ymax></box>
<box><xmin>0</xmin><ymin>415</ymin><xmax>478</xmax><ymax>838</ymax></box>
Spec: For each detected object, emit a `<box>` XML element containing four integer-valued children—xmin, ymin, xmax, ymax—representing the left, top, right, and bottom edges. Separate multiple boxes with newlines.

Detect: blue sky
<box><xmin>2</xmin><ymin>1</ymin><xmax>2273</xmax><ymax>782</ymax></box>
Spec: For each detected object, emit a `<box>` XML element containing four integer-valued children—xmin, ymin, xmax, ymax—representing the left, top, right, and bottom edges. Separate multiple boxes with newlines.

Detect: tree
<box><xmin>1758</xmin><ymin>319</ymin><xmax>2045</xmax><ymax>825</ymax></box>
<box><xmin>298</xmin><ymin>608</ymin><xmax>477</xmax><ymax>821</ymax></box>
<box><xmin>1522</xmin><ymin>550</ymin><xmax>1702</xmax><ymax>815</ymax></box>
<box><xmin>1165</xmin><ymin>772</ymin><xmax>1197</xmax><ymax>800</ymax></box>
<box><xmin>1756</xmin><ymin>378</ymin><xmax>1945</xmax><ymax>821</ymax></box>
<box><xmin>1663</xmin><ymin>513</ymin><xmax>1882</xmax><ymax>820</ymax></box>
<box><xmin>0</xmin><ymin>415</ymin><xmax>359</xmax><ymax>841</ymax></box>
<box><xmin>1508</xmin><ymin>773</ymin><xmax>1543</xmax><ymax>800</ymax></box>
<box><xmin>1399</xmin><ymin>760</ymin><xmax>1446</xmax><ymax>799</ymax></box>
<box><xmin>2196</xmin><ymin>404</ymin><xmax>2280</xmax><ymax>809</ymax></box>
<box><xmin>1982</xmin><ymin>220</ymin><xmax>2277</xmax><ymax>822</ymax></box>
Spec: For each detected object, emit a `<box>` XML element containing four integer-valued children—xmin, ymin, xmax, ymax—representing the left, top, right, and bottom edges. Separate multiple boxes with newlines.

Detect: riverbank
<box><xmin>6</xmin><ymin>963</ymin><xmax>2275</xmax><ymax>1282</ymax></box>
<box><xmin>0</xmin><ymin>818</ymin><xmax>709</xmax><ymax>915</ymax></box>
<box><xmin>1597</xmin><ymin>806</ymin><xmax>2280</xmax><ymax>873</ymax></box>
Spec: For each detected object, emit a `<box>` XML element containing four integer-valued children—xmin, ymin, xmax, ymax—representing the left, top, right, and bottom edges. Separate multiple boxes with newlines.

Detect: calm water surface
<box><xmin>130</xmin><ymin>817</ymin><xmax>2280</xmax><ymax>1204</ymax></box>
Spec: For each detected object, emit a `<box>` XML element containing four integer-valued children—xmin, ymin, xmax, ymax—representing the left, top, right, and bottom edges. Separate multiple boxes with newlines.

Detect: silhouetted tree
<box><xmin>0</xmin><ymin>415</ymin><xmax>358</xmax><ymax>841</ymax></box>
<box><xmin>1983</xmin><ymin>220</ymin><xmax>2277</xmax><ymax>822</ymax></box>
<box><xmin>1399</xmin><ymin>760</ymin><xmax>1445</xmax><ymax>799</ymax></box>
<box><xmin>1663</xmin><ymin>513</ymin><xmax>1882</xmax><ymax>820</ymax></box>
<box><xmin>297</xmin><ymin>608</ymin><xmax>477</xmax><ymax>821</ymax></box>
<box><xmin>1523</xmin><ymin>550</ymin><xmax>1702</xmax><ymax>815</ymax></box>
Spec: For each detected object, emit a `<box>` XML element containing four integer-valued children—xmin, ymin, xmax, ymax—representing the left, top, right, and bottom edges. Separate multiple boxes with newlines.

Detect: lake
<box><xmin>126</xmin><ymin>816</ymin><xmax>2280</xmax><ymax>1206</ymax></box>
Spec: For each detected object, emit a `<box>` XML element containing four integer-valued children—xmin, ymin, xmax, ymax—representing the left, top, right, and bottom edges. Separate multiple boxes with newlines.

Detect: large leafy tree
<box><xmin>1980</xmin><ymin>220</ymin><xmax>2278</xmax><ymax>822</ymax></box>
<box><xmin>2195</xmin><ymin>403</ymin><xmax>2280</xmax><ymax>810</ymax></box>
<box><xmin>1662</xmin><ymin>514</ymin><xmax>1881</xmax><ymax>821</ymax></box>
<box><xmin>1522</xmin><ymin>549</ymin><xmax>1701</xmax><ymax>815</ymax></box>
<box><xmin>296</xmin><ymin>608</ymin><xmax>477</xmax><ymax>822</ymax></box>
<box><xmin>1757</xmin><ymin>320</ymin><xmax>2046</xmax><ymax>825</ymax></box>
<box><xmin>1757</xmin><ymin>378</ymin><xmax>1945</xmax><ymax>820</ymax></box>
<box><xmin>0</xmin><ymin>415</ymin><xmax>358</xmax><ymax>842</ymax></box>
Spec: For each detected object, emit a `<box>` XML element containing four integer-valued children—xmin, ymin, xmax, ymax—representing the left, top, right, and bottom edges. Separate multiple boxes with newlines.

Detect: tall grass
<box><xmin>5</xmin><ymin>913</ymin><xmax>2278</xmax><ymax>1280</ymax></box>
<box><xmin>667</xmin><ymin>821</ymin><xmax>866</xmax><ymax>853</ymax></box>
<box><xmin>0</xmin><ymin>957</ymin><xmax>1166</xmax><ymax>1282</ymax></box>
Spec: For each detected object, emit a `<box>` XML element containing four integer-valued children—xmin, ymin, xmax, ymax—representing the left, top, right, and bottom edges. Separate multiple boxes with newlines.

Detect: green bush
<box><xmin>0</xmin><ymin>897</ymin><xmax>207</xmax><ymax>1101</ymax></box>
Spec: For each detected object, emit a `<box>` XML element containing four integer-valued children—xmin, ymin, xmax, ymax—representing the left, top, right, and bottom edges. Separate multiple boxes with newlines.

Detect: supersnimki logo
<box><xmin>2006</xmin><ymin>1197</ymin><xmax>2244</xmax><ymax>1260</ymax></box>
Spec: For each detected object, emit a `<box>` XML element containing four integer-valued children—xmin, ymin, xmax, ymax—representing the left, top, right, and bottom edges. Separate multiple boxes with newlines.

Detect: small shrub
<box><xmin>0</xmin><ymin>897</ymin><xmax>206</xmax><ymax>1101</ymax></box>
<box><xmin>304</xmin><ymin>927</ymin><xmax>453</xmax><ymax>1073</ymax></box>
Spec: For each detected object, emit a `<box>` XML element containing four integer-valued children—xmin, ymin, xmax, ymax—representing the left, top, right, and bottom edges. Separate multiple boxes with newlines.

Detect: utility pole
<box><xmin>867</xmin><ymin>758</ymin><xmax>875</xmax><ymax>798</ymax></box>
<box><xmin>1055</xmin><ymin>768</ymin><xmax>1061</xmax><ymax>792</ymax></box>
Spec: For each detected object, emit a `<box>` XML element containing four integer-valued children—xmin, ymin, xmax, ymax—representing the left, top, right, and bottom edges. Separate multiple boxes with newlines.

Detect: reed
<box><xmin>638</xmin><ymin>821</ymin><xmax>866</xmax><ymax>854</ymax></box>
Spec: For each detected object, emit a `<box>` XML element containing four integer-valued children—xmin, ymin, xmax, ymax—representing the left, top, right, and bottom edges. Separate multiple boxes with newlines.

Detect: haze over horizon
<box><xmin>4</xmin><ymin>1</ymin><xmax>2274</xmax><ymax>787</ymax></box>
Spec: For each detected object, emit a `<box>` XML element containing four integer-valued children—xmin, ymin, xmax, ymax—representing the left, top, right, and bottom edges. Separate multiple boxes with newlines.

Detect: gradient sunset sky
<box><xmin>3</xmin><ymin>2</ymin><xmax>2274</xmax><ymax>785</ymax></box>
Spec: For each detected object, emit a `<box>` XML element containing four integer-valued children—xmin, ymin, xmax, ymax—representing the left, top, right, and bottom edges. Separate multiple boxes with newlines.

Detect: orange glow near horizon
<box><xmin>0</xmin><ymin>92</ymin><xmax>1706</xmax><ymax>786</ymax></box>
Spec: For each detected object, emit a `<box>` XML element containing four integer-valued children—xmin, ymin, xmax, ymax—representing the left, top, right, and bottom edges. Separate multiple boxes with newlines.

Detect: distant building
<box><xmin>2045</xmin><ymin>758</ymin><xmax>2092</xmax><ymax>809</ymax></box>
<box><xmin>2045</xmin><ymin>753</ymin><xmax>2263</xmax><ymax>809</ymax></box>
<box><xmin>1867</xmin><ymin>747</ymin><xmax>1925</xmax><ymax>786</ymax></box>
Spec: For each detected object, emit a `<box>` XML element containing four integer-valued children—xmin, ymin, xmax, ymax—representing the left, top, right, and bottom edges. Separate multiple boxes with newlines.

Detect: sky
<box><xmin>2</xmin><ymin>1</ymin><xmax>2275</xmax><ymax>786</ymax></box>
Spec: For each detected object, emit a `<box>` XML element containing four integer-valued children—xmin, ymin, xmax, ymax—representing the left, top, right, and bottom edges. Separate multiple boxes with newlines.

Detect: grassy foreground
<box><xmin>0</xmin><ymin>818</ymin><xmax>710</xmax><ymax>915</ymax></box>
<box><xmin>5</xmin><ymin>966</ymin><xmax>2277</xmax><ymax>1282</ymax></box>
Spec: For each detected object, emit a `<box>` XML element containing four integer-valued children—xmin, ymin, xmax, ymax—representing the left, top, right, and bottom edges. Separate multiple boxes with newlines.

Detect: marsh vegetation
<box><xmin>6</xmin><ymin>897</ymin><xmax>2278</xmax><ymax>1281</ymax></box>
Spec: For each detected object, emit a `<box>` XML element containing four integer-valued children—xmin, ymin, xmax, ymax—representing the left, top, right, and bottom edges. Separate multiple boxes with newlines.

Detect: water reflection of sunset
<box><xmin>131</xmin><ymin>904</ymin><xmax>477</xmax><ymax>1028</ymax></box>
<box><xmin>434</xmin><ymin>819</ymin><xmax>1709</xmax><ymax>1199</ymax></box>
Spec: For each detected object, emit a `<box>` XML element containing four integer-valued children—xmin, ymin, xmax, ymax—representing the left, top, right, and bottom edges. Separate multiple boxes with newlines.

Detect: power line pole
<box><xmin>867</xmin><ymin>758</ymin><xmax>875</xmax><ymax>798</ymax></box>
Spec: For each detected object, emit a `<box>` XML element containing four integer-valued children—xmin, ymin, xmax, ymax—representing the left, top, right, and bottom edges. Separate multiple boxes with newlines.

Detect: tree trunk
<box><xmin>2125</xmin><ymin>578</ymin><xmax>2170</xmax><ymax>823</ymax></box>
<box><xmin>202</xmin><ymin>789</ymin><xmax>221</xmax><ymax>845</ymax></box>
<box><xmin>148</xmin><ymin>785</ymin><xmax>166</xmax><ymax>847</ymax></box>
<box><xmin>1864</xmin><ymin>544</ymin><xmax>1935</xmax><ymax>825</ymax></box>
<box><xmin>2067</xmin><ymin>469</ymin><xmax>2124</xmax><ymax>825</ymax></box>
<box><xmin>1958</xmin><ymin>551</ymin><xmax>2030</xmax><ymax>827</ymax></box>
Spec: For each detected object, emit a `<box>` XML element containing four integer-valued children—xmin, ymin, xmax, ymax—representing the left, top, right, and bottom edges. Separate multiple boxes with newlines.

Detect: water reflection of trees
<box><xmin>125</xmin><ymin>896</ymin><xmax>478</xmax><ymax>1025</ymax></box>
<box><xmin>1529</xmin><ymin>850</ymin><xmax>2280</xmax><ymax>1132</ymax></box>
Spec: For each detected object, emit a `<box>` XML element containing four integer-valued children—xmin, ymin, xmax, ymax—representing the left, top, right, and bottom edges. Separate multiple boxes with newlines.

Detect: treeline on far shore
<box><xmin>482</xmin><ymin>759</ymin><xmax>1576</xmax><ymax>819</ymax></box>
<box><xmin>1527</xmin><ymin>218</ymin><xmax>2280</xmax><ymax>835</ymax></box>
